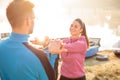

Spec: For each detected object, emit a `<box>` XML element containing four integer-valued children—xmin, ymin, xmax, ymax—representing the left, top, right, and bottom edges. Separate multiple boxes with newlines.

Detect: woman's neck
<box><xmin>71</xmin><ymin>34</ymin><xmax>81</xmax><ymax>39</ymax></box>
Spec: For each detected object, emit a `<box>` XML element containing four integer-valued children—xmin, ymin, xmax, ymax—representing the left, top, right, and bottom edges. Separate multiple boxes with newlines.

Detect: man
<box><xmin>0</xmin><ymin>0</ymin><xmax>55</xmax><ymax>80</ymax></box>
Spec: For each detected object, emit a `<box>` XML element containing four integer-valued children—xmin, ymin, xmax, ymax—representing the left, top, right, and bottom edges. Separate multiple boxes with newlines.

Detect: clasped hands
<box><xmin>30</xmin><ymin>37</ymin><xmax>67</xmax><ymax>54</ymax></box>
<box><xmin>48</xmin><ymin>39</ymin><xmax>67</xmax><ymax>54</ymax></box>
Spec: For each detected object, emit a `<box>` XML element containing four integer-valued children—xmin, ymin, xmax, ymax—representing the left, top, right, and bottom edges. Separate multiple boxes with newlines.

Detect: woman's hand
<box><xmin>48</xmin><ymin>39</ymin><xmax>67</xmax><ymax>54</ymax></box>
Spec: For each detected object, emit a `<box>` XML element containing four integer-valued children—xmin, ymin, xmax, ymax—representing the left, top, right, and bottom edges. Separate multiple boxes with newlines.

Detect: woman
<box><xmin>49</xmin><ymin>18</ymin><xmax>89</xmax><ymax>80</ymax></box>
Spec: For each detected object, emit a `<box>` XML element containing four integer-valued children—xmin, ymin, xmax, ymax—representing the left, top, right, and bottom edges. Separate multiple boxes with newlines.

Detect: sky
<box><xmin>0</xmin><ymin>0</ymin><xmax>120</xmax><ymax>49</ymax></box>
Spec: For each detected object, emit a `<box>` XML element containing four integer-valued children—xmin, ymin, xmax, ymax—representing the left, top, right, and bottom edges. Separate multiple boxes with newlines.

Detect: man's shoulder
<box><xmin>0</xmin><ymin>40</ymin><xmax>5</xmax><ymax>46</ymax></box>
<box><xmin>0</xmin><ymin>39</ymin><xmax>8</xmax><ymax>45</ymax></box>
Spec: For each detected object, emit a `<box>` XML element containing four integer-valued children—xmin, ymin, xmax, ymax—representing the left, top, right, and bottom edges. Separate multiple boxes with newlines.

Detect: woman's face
<box><xmin>70</xmin><ymin>21</ymin><xmax>83</xmax><ymax>37</ymax></box>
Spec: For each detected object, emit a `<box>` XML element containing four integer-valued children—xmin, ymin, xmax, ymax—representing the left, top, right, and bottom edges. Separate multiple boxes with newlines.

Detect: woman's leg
<box><xmin>60</xmin><ymin>75</ymin><xmax>86</xmax><ymax>80</ymax></box>
<box><xmin>75</xmin><ymin>75</ymin><xmax>86</xmax><ymax>80</ymax></box>
<box><xmin>60</xmin><ymin>75</ymin><xmax>69</xmax><ymax>80</ymax></box>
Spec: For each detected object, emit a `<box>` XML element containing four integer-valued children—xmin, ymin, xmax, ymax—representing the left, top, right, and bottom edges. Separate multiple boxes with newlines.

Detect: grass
<box><xmin>85</xmin><ymin>50</ymin><xmax>120</xmax><ymax>80</ymax></box>
<box><xmin>57</xmin><ymin>50</ymin><xmax>120</xmax><ymax>80</ymax></box>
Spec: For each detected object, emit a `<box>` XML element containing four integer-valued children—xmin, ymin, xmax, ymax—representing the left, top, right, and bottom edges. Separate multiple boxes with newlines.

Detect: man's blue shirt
<box><xmin>0</xmin><ymin>32</ymin><xmax>48</xmax><ymax>80</ymax></box>
<box><xmin>44</xmin><ymin>49</ymin><xmax>58</xmax><ymax>68</ymax></box>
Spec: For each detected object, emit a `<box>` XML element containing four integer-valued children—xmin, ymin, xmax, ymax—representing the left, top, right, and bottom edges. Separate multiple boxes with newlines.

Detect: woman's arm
<box><xmin>63</xmin><ymin>38</ymin><xmax>87</xmax><ymax>53</ymax></box>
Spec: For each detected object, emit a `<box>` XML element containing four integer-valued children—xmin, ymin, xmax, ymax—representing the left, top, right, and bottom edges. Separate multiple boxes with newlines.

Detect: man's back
<box><xmin>0</xmin><ymin>32</ymin><xmax>48</xmax><ymax>80</ymax></box>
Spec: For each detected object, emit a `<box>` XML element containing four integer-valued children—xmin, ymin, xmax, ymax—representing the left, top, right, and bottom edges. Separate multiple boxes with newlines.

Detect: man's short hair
<box><xmin>6</xmin><ymin>0</ymin><xmax>34</xmax><ymax>28</ymax></box>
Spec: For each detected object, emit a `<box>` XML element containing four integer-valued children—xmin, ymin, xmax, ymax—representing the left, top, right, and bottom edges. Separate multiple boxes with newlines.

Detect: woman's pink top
<box><xmin>60</xmin><ymin>36</ymin><xmax>87</xmax><ymax>78</ymax></box>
